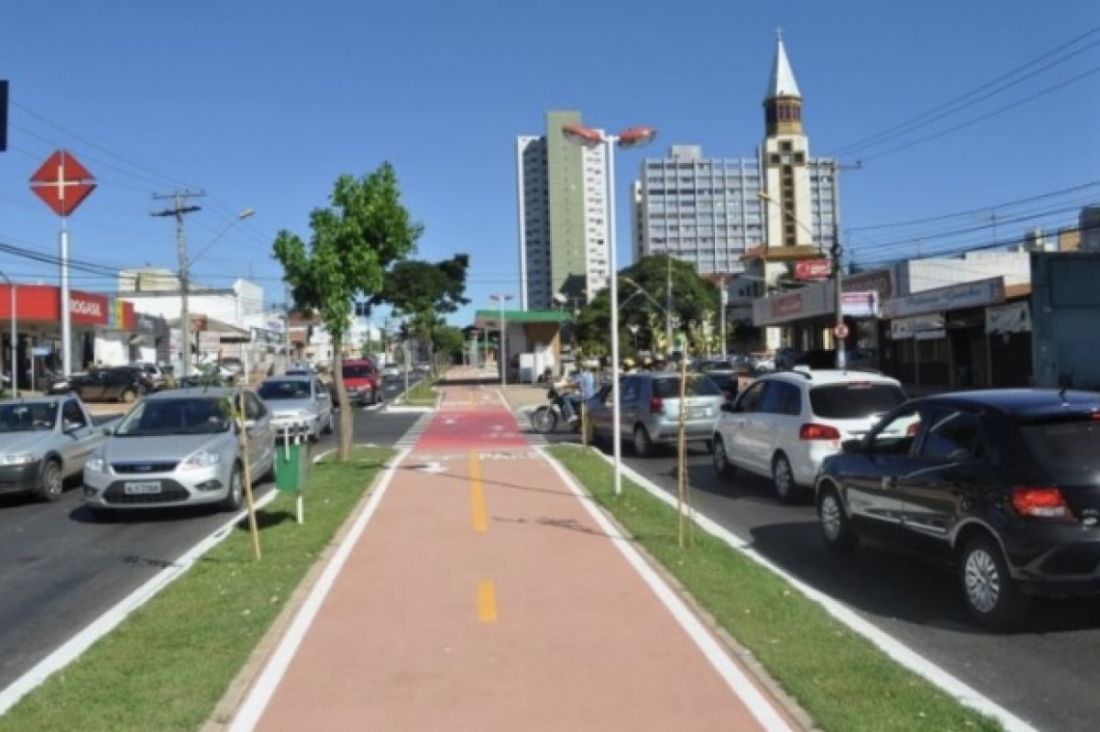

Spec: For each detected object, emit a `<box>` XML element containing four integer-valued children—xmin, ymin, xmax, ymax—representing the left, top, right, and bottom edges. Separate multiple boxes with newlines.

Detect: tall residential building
<box><xmin>516</xmin><ymin>110</ymin><xmax>610</xmax><ymax>310</ymax></box>
<box><xmin>632</xmin><ymin>34</ymin><xmax>838</xmax><ymax>274</ymax></box>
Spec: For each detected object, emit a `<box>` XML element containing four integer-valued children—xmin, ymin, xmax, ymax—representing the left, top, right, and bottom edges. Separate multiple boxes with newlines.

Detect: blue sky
<box><xmin>2</xmin><ymin>0</ymin><xmax>1099</xmax><ymax>326</ymax></box>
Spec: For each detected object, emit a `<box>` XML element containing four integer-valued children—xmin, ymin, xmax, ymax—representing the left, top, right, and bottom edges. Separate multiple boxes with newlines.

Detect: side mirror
<box><xmin>101</xmin><ymin>426</ymin><xmax>113</xmax><ymax>437</ymax></box>
<box><xmin>841</xmin><ymin>439</ymin><xmax>865</xmax><ymax>455</ymax></box>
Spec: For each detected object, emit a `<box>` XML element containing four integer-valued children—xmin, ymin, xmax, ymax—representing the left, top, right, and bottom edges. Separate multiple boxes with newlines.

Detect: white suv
<box><xmin>711</xmin><ymin>369</ymin><xmax>907</xmax><ymax>502</ymax></box>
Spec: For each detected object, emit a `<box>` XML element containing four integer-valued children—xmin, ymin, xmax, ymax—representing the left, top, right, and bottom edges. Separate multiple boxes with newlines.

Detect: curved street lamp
<box><xmin>562</xmin><ymin>122</ymin><xmax>657</xmax><ymax>496</ymax></box>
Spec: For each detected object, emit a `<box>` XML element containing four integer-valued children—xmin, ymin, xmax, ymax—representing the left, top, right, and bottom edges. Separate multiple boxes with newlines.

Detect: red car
<box><xmin>341</xmin><ymin>359</ymin><xmax>382</xmax><ymax>405</ymax></box>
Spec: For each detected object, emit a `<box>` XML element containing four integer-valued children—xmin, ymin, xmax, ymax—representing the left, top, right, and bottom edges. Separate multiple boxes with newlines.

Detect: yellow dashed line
<box><xmin>468</xmin><ymin>450</ymin><xmax>487</xmax><ymax>533</ymax></box>
<box><xmin>476</xmin><ymin>580</ymin><xmax>498</xmax><ymax>623</ymax></box>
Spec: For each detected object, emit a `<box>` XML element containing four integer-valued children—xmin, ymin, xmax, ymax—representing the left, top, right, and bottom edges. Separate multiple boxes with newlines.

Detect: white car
<box><xmin>710</xmin><ymin>369</ymin><xmax>907</xmax><ymax>502</ymax></box>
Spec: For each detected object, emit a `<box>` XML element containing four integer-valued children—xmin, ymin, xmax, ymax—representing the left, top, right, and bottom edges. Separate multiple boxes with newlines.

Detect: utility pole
<box><xmin>718</xmin><ymin>274</ymin><xmax>728</xmax><ymax>357</ymax></box>
<box><xmin>830</xmin><ymin>160</ymin><xmax>846</xmax><ymax>370</ymax></box>
<box><xmin>284</xmin><ymin>283</ymin><xmax>293</xmax><ymax>371</ymax></box>
<box><xmin>152</xmin><ymin>189</ymin><xmax>204</xmax><ymax>377</ymax></box>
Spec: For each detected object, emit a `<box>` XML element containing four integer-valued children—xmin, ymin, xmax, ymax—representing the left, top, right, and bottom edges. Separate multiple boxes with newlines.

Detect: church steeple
<box><xmin>764</xmin><ymin>30</ymin><xmax>803</xmax><ymax>136</ymax></box>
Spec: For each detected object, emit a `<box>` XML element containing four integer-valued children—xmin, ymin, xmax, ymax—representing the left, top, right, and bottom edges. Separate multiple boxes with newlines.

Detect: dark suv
<box><xmin>48</xmin><ymin>367</ymin><xmax>152</xmax><ymax>403</ymax></box>
<box><xmin>815</xmin><ymin>389</ymin><xmax>1100</xmax><ymax>630</ymax></box>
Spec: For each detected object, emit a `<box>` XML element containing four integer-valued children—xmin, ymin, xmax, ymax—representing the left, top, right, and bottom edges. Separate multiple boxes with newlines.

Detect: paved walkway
<box><xmin>229</xmin><ymin>379</ymin><xmax>797</xmax><ymax>731</ymax></box>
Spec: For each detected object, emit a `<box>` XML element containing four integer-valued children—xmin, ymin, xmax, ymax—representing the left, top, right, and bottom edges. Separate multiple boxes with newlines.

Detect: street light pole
<box><xmin>490</xmin><ymin>293</ymin><xmax>513</xmax><ymax>387</ymax></box>
<box><xmin>563</xmin><ymin>122</ymin><xmax>656</xmax><ymax>497</ymax></box>
<box><xmin>0</xmin><ymin>270</ymin><xmax>16</xmax><ymax>395</ymax></box>
<box><xmin>830</xmin><ymin>160</ymin><xmax>846</xmax><ymax>370</ymax></box>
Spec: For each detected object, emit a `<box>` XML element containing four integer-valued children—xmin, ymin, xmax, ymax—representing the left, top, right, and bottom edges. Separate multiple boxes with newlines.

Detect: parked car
<box><xmin>815</xmin><ymin>389</ymin><xmax>1100</xmax><ymax>630</ymax></box>
<box><xmin>701</xmin><ymin>369</ymin><xmax>739</xmax><ymax>403</ymax></box>
<box><xmin>48</xmin><ymin>366</ymin><xmax>152</xmax><ymax>403</ymax></box>
<box><xmin>587</xmin><ymin>372</ymin><xmax>724</xmax><ymax>457</ymax></box>
<box><xmin>218</xmin><ymin>357</ymin><xmax>245</xmax><ymax>377</ymax></box>
<box><xmin>178</xmin><ymin>373</ymin><xmax>230</xmax><ymax>389</ymax></box>
<box><xmin>711</xmin><ymin>370</ymin><xmax>907</xmax><ymax>502</ymax></box>
<box><xmin>341</xmin><ymin>359</ymin><xmax>382</xmax><ymax>405</ymax></box>
<box><xmin>382</xmin><ymin>364</ymin><xmax>400</xmax><ymax>378</ymax></box>
<box><xmin>258</xmin><ymin>375</ymin><xmax>334</xmax><ymax>442</ymax></box>
<box><xmin>0</xmin><ymin>397</ymin><xmax>107</xmax><ymax>501</ymax></box>
<box><xmin>131</xmin><ymin>362</ymin><xmax>169</xmax><ymax>391</ymax></box>
<box><xmin>82</xmin><ymin>387</ymin><xmax>276</xmax><ymax>518</ymax></box>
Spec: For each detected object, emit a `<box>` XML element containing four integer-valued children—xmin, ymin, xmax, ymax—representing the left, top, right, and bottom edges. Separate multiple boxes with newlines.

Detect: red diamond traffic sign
<box><xmin>29</xmin><ymin>150</ymin><xmax>96</xmax><ymax>217</ymax></box>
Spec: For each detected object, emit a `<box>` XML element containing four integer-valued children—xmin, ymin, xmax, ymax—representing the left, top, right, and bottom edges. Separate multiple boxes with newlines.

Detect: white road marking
<box><xmin>537</xmin><ymin>446</ymin><xmax>793</xmax><ymax>732</ymax></box>
<box><xmin>582</xmin><ymin>448</ymin><xmax>1038</xmax><ymax>732</ymax></box>
<box><xmin>229</xmin><ymin>449</ymin><xmax>410</xmax><ymax>731</ymax></box>
<box><xmin>416</xmin><ymin>461</ymin><xmax>445</xmax><ymax>474</ymax></box>
<box><xmin>0</xmin><ymin>489</ymin><xmax>280</xmax><ymax>716</ymax></box>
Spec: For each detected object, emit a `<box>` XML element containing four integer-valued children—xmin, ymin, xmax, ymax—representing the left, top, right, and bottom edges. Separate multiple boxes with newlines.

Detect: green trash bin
<box><xmin>275</xmin><ymin>439</ymin><xmax>308</xmax><ymax>493</ymax></box>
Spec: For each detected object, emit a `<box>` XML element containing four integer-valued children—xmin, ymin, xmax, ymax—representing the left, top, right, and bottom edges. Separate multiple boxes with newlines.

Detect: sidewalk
<box><xmin>228</xmin><ymin>382</ymin><xmax>798</xmax><ymax>731</ymax></box>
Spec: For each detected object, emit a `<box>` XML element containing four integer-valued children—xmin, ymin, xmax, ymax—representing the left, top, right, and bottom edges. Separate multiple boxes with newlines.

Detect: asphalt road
<box><xmin>543</xmin><ymin>428</ymin><xmax>1100</xmax><ymax>732</ymax></box>
<box><xmin>0</xmin><ymin>377</ymin><xmax>423</xmax><ymax>693</ymax></box>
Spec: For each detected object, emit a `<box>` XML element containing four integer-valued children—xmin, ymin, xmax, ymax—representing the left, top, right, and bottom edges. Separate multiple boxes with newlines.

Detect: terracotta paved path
<box><xmin>231</xmin><ymin>381</ymin><xmax>798</xmax><ymax>731</ymax></box>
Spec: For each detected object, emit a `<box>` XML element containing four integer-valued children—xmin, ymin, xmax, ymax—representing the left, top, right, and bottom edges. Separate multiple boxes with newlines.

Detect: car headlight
<box><xmin>180</xmin><ymin>451</ymin><xmax>221</xmax><ymax>470</ymax></box>
<box><xmin>85</xmin><ymin>455</ymin><xmax>107</xmax><ymax>473</ymax></box>
<box><xmin>0</xmin><ymin>452</ymin><xmax>37</xmax><ymax>466</ymax></box>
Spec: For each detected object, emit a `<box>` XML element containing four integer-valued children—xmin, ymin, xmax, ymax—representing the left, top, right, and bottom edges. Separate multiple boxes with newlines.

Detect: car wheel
<box><xmin>120</xmin><ymin>388</ymin><xmax>137</xmax><ymax>404</ymax></box>
<box><xmin>817</xmin><ymin>484</ymin><xmax>859</xmax><ymax>553</ymax></box>
<box><xmin>220</xmin><ymin>463</ymin><xmax>244</xmax><ymax>512</ymax></box>
<box><xmin>772</xmin><ymin>452</ymin><xmax>799</xmax><ymax>503</ymax></box>
<box><xmin>632</xmin><ymin>425</ymin><xmax>654</xmax><ymax>457</ymax></box>
<box><xmin>34</xmin><ymin>459</ymin><xmax>64</xmax><ymax>502</ymax></box>
<box><xmin>960</xmin><ymin>535</ymin><xmax>1031</xmax><ymax>631</ymax></box>
<box><xmin>712</xmin><ymin>436</ymin><xmax>734</xmax><ymax>477</ymax></box>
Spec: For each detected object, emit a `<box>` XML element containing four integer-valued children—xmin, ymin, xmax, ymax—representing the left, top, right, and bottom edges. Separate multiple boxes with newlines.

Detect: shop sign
<box><xmin>774</xmin><ymin>293</ymin><xmax>803</xmax><ymax>318</ymax></box>
<box><xmin>199</xmin><ymin>332</ymin><xmax>221</xmax><ymax>351</ymax></box>
<box><xmin>794</xmin><ymin>259</ymin><xmax>831</xmax><ymax>281</ymax></box>
<box><xmin>881</xmin><ymin>277</ymin><xmax>1004</xmax><ymax>319</ymax></box>
<box><xmin>842</xmin><ymin>291</ymin><xmax>878</xmax><ymax>318</ymax></box>
<box><xmin>986</xmin><ymin>301</ymin><xmax>1032</xmax><ymax>334</ymax></box>
<box><xmin>251</xmin><ymin>327</ymin><xmax>282</xmax><ymax>346</ymax></box>
<box><xmin>843</xmin><ymin>269</ymin><xmax>894</xmax><ymax>300</ymax></box>
<box><xmin>891</xmin><ymin>313</ymin><xmax>945</xmax><ymax>340</ymax></box>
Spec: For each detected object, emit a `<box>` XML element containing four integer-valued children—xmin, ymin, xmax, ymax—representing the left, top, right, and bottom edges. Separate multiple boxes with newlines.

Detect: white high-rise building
<box><xmin>516</xmin><ymin>110</ymin><xmax>610</xmax><ymax>310</ymax></box>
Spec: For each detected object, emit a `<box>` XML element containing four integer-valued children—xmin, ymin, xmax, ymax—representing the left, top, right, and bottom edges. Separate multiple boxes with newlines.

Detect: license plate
<box><xmin>123</xmin><ymin>481</ymin><xmax>162</xmax><ymax>495</ymax></box>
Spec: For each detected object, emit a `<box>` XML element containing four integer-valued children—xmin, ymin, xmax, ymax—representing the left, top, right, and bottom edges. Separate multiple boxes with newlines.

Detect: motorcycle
<box><xmin>531</xmin><ymin>387</ymin><xmax>579</xmax><ymax>434</ymax></box>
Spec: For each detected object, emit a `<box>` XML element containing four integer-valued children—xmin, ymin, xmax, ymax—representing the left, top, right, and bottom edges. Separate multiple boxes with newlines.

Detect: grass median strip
<box><xmin>0</xmin><ymin>447</ymin><xmax>394</xmax><ymax>732</ymax></box>
<box><xmin>402</xmin><ymin>377</ymin><xmax>437</xmax><ymax>405</ymax></box>
<box><xmin>547</xmin><ymin>445</ymin><xmax>1000</xmax><ymax>732</ymax></box>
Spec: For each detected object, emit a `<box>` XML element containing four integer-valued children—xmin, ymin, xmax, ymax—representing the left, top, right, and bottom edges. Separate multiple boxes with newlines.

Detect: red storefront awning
<box><xmin>0</xmin><ymin>284</ymin><xmax>135</xmax><ymax>330</ymax></box>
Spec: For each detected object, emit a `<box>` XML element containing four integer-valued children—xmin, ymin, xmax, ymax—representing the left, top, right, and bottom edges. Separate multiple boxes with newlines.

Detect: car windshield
<box><xmin>653</xmin><ymin>375</ymin><xmax>721</xmax><ymax>398</ymax></box>
<box><xmin>115</xmin><ymin>397</ymin><xmax>232</xmax><ymax>437</ymax></box>
<box><xmin>0</xmin><ymin>403</ymin><xmax>57</xmax><ymax>433</ymax></box>
<box><xmin>810</xmin><ymin>383</ymin><xmax>906</xmax><ymax>419</ymax></box>
<box><xmin>1021</xmin><ymin>419</ymin><xmax>1100</xmax><ymax>484</ymax></box>
<box><xmin>343</xmin><ymin>364</ymin><xmax>373</xmax><ymax>378</ymax></box>
<box><xmin>259</xmin><ymin>380</ymin><xmax>312</xmax><ymax>400</ymax></box>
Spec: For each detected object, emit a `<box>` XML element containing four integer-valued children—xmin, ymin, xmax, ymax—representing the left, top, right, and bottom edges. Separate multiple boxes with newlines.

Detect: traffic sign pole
<box><xmin>60</xmin><ymin>221</ymin><xmax>71</xmax><ymax>375</ymax></box>
<box><xmin>29</xmin><ymin>150</ymin><xmax>97</xmax><ymax>377</ymax></box>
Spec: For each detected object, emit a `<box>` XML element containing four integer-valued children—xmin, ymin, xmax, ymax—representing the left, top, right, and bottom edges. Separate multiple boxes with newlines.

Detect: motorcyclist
<box><xmin>556</xmin><ymin>365</ymin><xmax>596</xmax><ymax>424</ymax></box>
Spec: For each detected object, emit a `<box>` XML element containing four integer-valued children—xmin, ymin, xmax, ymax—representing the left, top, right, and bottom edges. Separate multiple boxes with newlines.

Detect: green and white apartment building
<box><xmin>516</xmin><ymin>110</ymin><xmax>610</xmax><ymax>310</ymax></box>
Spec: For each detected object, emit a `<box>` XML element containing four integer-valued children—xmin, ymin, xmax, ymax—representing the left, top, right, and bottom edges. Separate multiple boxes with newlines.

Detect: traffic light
<box><xmin>0</xmin><ymin>80</ymin><xmax>8</xmax><ymax>152</ymax></box>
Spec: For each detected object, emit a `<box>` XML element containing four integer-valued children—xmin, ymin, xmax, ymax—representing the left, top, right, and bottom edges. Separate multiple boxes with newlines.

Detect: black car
<box><xmin>48</xmin><ymin>367</ymin><xmax>151</xmax><ymax>403</ymax></box>
<box><xmin>815</xmin><ymin>389</ymin><xmax>1100</xmax><ymax>630</ymax></box>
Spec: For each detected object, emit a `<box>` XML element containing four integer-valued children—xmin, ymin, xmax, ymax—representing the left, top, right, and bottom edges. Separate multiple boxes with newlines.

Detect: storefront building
<box><xmin>880</xmin><ymin>277</ymin><xmax>1032</xmax><ymax>388</ymax></box>
<box><xmin>0</xmin><ymin>284</ymin><xmax>137</xmax><ymax>384</ymax></box>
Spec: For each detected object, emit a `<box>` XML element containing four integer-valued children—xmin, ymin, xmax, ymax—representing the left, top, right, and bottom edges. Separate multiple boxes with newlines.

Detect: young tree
<box><xmin>273</xmin><ymin>164</ymin><xmax>421</xmax><ymax>460</ymax></box>
<box><xmin>374</xmin><ymin>254</ymin><xmax>469</xmax><ymax>373</ymax></box>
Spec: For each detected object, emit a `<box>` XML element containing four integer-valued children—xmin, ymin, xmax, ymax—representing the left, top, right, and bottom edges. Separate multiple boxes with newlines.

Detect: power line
<box><xmin>848</xmin><ymin>178</ymin><xmax>1100</xmax><ymax>232</ymax></box>
<box><xmin>832</xmin><ymin>24</ymin><xmax>1100</xmax><ymax>157</ymax></box>
<box><xmin>856</xmin><ymin>62</ymin><xmax>1100</xmax><ymax>163</ymax></box>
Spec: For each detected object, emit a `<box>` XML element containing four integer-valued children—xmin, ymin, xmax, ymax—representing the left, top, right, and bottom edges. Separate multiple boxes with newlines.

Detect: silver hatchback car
<box><xmin>257</xmin><ymin>375</ymin><xmax>334</xmax><ymax>442</ymax></box>
<box><xmin>588</xmin><ymin>372</ymin><xmax>724</xmax><ymax>457</ymax></box>
<box><xmin>82</xmin><ymin>388</ymin><xmax>276</xmax><ymax>518</ymax></box>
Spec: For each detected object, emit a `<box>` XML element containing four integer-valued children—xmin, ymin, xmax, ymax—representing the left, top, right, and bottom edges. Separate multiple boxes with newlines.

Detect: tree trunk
<box><xmin>333</xmin><ymin>337</ymin><xmax>353</xmax><ymax>462</ymax></box>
